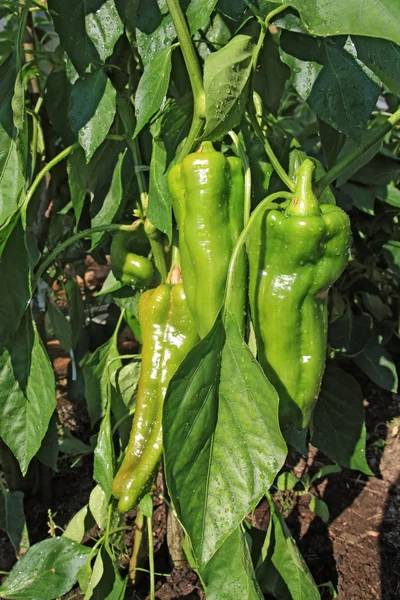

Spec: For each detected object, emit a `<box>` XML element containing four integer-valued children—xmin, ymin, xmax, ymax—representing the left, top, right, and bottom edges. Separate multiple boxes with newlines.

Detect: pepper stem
<box><xmin>286</xmin><ymin>159</ymin><xmax>320</xmax><ymax>217</ymax></box>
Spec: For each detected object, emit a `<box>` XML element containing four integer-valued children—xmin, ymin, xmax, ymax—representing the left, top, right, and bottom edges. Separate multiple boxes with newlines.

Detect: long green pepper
<box><xmin>248</xmin><ymin>159</ymin><xmax>351</xmax><ymax>431</ymax></box>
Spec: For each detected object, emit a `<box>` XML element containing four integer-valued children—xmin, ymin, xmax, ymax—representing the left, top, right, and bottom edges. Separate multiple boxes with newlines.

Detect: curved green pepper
<box><xmin>110</xmin><ymin>227</ymin><xmax>154</xmax><ymax>286</ymax></box>
<box><xmin>248</xmin><ymin>159</ymin><xmax>351</xmax><ymax>431</ymax></box>
<box><xmin>112</xmin><ymin>279</ymin><xmax>199</xmax><ymax>512</ymax></box>
<box><xmin>168</xmin><ymin>141</ymin><xmax>245</xmax><ymax>337</ymax></box>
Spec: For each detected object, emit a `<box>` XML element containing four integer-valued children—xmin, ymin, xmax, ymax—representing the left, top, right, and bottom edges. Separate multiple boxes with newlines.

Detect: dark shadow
<box><xmin>379</xmin><ymin>477</ymin><xmax>400</xmax><ymax>599</ymax></box>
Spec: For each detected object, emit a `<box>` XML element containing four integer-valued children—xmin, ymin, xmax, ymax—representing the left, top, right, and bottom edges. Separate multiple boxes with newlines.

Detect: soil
<box><xmin>0</xmin><ymin>265</ymin><xmax>399</xmax><ymax>600</ymax></box>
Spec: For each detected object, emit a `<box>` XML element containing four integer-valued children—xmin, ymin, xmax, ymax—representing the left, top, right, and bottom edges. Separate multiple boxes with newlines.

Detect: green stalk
<box><xmin>248</xmin><ymin>100</ymin><xmax>295</xmax><ymax>192</ymax></box>
<box><xmin>22</xmin><ymin>143</ymin><xmax>80</xmax><ymax>218</ymax></box>
<box><xmin>229</xmin><ymin>130</ymin><xmax>251</xmax><ymax>225</ymax></box>
<box><xmin>147</xmin><ymin>514</ymin><xmax>155</xmax><ymax>600</ymax></box>
<box><xmin>223</xmin><ymin>191</ymin><xmax>293</xmax><ymax>320</ymax></box>
<box><xmin>32</xmin><ymin>223</ymin><xmax>132</xmax><ymax>292</ymax></box>
<box><xmin>315</xmin><ymin>106</ymin><xmax>400</xmax><ymax>196</ymax></box>
<box><xmin>166</xmin><ymin>0</ymin><xmax>205</xmax><ymax>161</ymax></box>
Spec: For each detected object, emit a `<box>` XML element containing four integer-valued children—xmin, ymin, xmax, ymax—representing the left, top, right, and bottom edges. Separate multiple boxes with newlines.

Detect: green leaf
<box><xmin>94</xmin><ymin>408</ymin><xmax>115</xmax><ymax>500</ymax></box>
<box><xmin>63</xmin><ymin>505</ymin><xmax>91</xmax><ymax>543</ymax></box>
<box><xmin>148</xmin><ymin>136</ymin><xmax>172</xmax><ymax>241</ymax></box>
<box><xmin>256</xmin><ymin>497</ymin><xmax>320</xmax><ymax>599</ymax></box>
<box><xmin>85</xmin><ymin>0</ymin><xmax>124</xmax><ymax>63</ymax></box>
<box><xmin>69</xmin><ymin>71</ymin><xmax>116</xmax><ymax>162</ymax></box>
<box><xmin>90</xmin><ymin>548</ymin><xmax>127</xmax><ymax>600</ymax></box>
<box><xmin>383</xmin><ymin>239</ymin><xmax>400</xmax><ymax>277</ymax></box>
<box><xmin>280</xmin><ymin>33</ymin><xmax>381</xmax><ymax>142</ymax></box>
<box><xmin>36</xmin><ymin>412</ymin><xmax>59</xmax><ymax>472</ymax></box>
<box><xmin>89</xmin><ymin>485</ymin><xmax>108</xmax><ymax>530</ymax></box>
<box><xmin>47</xmin><ymin>296</ymin><xmax>73</xmax><ymax>353</ymax></box>
<box><xmin>45</xmin><ymin>70</ymin><xmax>75</xmax><ymax>145</ymax></box>
<box><xmin>278</xmin><ymin>0</ymin><xmax>400</xmax><ymax>46</ymax></box>
<box><xmin>136</xmin><ymin>0</ymin><xmax>176</xmax><ymax>66</ymax></box>
<box><xmin>310</xmin><ymin>464</ymin><xmax>342</xmax><ymax>484</ymax></box>
<box><xmin>312</xmin><ymin>367</ymin><xmax>373</xmax><ymax>475</ymax></box>
<box><xmin>134</xmin><ymin>45</ymin><xmax>174</xmax><ymax>137</ymax></box>
<box><xmin>187</xmin><ymin>0</ymin><xmax>218</xmax><ymax>33</ymax></box>
<box><xmin>83</xmin><ymin>337</ymin><xmax>122</xmax><ymax>426</ymax></box>
<box><xmin>0</xmin><ymin>537</ymin><xmax>90</xmax><ymax>599</ymax></box>
<box><xmin>341</xmin><ymin>182</ymin><xmax>375</xmax><ymax>214</ymax></box>
<box><xmin>328</xmin><ymin>306</ymin><xmax>374</xmax><ymax>356</ymax></box>
<box><xmin>353</xmin><ymin>337</ymin><xmax>398</xmax><ymax>393</ymax></box>
<box><xmin>164</xmin><ymin>316</ymin><xmax>286</xmax><ymax>567</ymax></box>
<box><xmin>0</xmin><ymin>313</ymin><xmax>56</xmax><ymax>475</ymax></box>
<box><xmin>283</xmin><ymin>426</ymin><xmax>308</xmax><ymax>456</ymax></box>
<box><xmin>309</xmin><ymin>496</ymin><xmax>330</xmax><ymax>523</ymax></box>
<box><xmin>67</xmin><ymin>147</ymin><xmax>87</xmax><ymax>225</ymax></box>
<box><xmin>0</xmin><ymin>484</ymin><xmax>26</xmax><ymax>553</ymax></box>
<box><xmin>65</xmin><ymin>279</ymin><xmax>85</xmax><ymax>349</ymax></box>
<box><xmin>204</xmin><ymin>35</ymin><xmax>254</xmax><ymax>140</ymax></box>
<box><xmin>0</xmin><ymin>54</ymin><xmax>26</xmax><ymax>228</ymax></box>
<box><xmin>375</xmin><ymin>184</ymin><xmax>400</xmax><ymax>208</ymax></box>
<box><xmin>276</xmin><ymin>472</ymin><xmax>300</xmax><ymax>491</ymax></box>
<box><xmin>48</xmin><ymin>0</ymin><xmax>100</xmax><ymax>74</ymax></box>
<box><xmin>0</xmin><ymin>219</ymin><xmax>30</xmax><ymax>349</ymax></box>
<box><xmin>90</xmin><ymin>147</ymin><xmax>129</xmax><ymax>248</ymax></box>
<box><xmin>200</xmin><ymin>527</ymin><xmax>263</xmax><ymax>599</ymax></box>
<box><xmin>353</xmin><ymin>37</ymin><xmax>400</xmax><ymax>96</ymax></box>
<box><xmin>254</xmin><ymin>31</ymin><xmax>290</xmax><ymax>116</ymax></box>
<box><xmin>110</xmin><ymin>361</ymin><xmax>140</xmax><ymax>448</ymax></box>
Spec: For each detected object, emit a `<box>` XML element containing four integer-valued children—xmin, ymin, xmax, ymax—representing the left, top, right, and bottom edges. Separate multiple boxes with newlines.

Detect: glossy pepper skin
<box><xmin>112</xmin><ymin>280</ymin><xmax>199</xmax><ymax>512</ymax></box>
<box><xmin>248</xmin><ymin>159</ymin><xmax>351</xmax><ymax>431</ymax></box>
<box><xmin>168</xmin><ymin>141</ymin><xmax>245</xmax><ymax>337</ymax></box>
<box><xmin>110</xmin><ymin>228</ymin><xmax>154</xmax><ymax>286</ymax></box>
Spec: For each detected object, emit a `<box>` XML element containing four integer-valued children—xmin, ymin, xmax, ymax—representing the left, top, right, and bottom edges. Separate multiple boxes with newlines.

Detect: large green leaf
<box><xmin>134</xmin><ymin>45</ymin><xmax>174</xmax><ymax>137</ymax></box>
<box><xmin>256</xmin><ymin>497</ymin><xmax>320</xmax><ymax>599</ymax></box>
<box><xmin>69</xmin><ymin>70</ymin><xmax>116</xmax><ymax>162</ymax></box>
<box><xmin>312</xmin><ymin>367</ymin><xmax>373</xmax><ymax>475</ymax></box>
<box><xmin>48</xmin><ymin>0</ymin><xmax>123</xmax><ymax>74</ymax></box>
<box><xmin>353</xmin><ymin>336</ymin><xmax>398</xmax><ymax>393</ymax></box>
<box><xmin>270</xmin><ymin>0</ymin><xmax>400</xmax><ymax>46</ymax></box>
<box><xmin>0</xmin><ymin>219</ymin><xmax>30</xmax><ymax>349</ymax></box>
<box><xmin>204</xmin><ymin>35</ymin><xmax>255</xmax><ymax>140</ymax></box>
<box><xmin>82</xmin><ymin>337</ymin><xmax>122</xmax><ymax>426</ymax></box>
<box><xmin>0</xmin><ymin>537</ymin><xmax>90</xmax><ymax>599</ymax></box>
<box><xmin>0</xmin><ymin>483</ymin><xmax>26</xmax><ymax>553</ymax></box>
<box><xmin>0</xmin><ymin>313</ymin><xmax>56</xmax><ymax>475</ymax></box>
<box><xmin>164</xmin><ymin>316</ymin><xmax>286</xmax><ymax>567</ymax></box>
<box><xmin>280</xmin><ymin>33</ymin><xmax>381</xmax><ymax>142</ymax></box>
<box><xmin>354</xmin><ymin>37</ymin><xmax>400</xmax><ymax>96</ymax></box>
<box><xmin>187</xmin><ymin>0</ymin><xmax>219</xmax><ymax>33</ymax></box>
<box><xmin>0</xmin><ymin>54</ymin><xmax>26</xmax><ymax>228</ymax></box>
<box><xmin>200</xmin><ymin>527</ymin><xmax>263</xmax><ymax>600</ymax></box>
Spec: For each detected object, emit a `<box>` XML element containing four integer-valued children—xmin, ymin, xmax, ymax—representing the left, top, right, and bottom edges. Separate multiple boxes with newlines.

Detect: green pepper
<box><xmin>112</xmin><ymin>276</ymin><xmax>199</xmax><ymax>512</ymax></box>
<box><xmin>168</xmin><ymin>141</ymin><xmax>245</xmax><ymax>337</ymax></box>
<box><xmin>110</xmin><ymin>226</ymin><xmax>154</xmax><ymax>286</ymax></box>
<box><xmin>248</xmin><ymin>159</ymin><xmax>351</xmax><ymax>431</ymax></box>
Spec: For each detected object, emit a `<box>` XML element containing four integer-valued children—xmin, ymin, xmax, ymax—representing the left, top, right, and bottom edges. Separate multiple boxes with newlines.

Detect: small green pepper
<box><xmin>110</xmin><ymin>227</ymin><xmax>154</xmax><ymax>286</ymax></box>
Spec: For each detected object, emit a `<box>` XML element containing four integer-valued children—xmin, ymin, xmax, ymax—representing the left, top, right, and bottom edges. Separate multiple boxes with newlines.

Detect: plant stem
<box><xmin>32</xmin><ymin>223</ymin><xmax>132</xmax><ymax>292</ymax></box>
<box><xmin>148</xmin><ymin>514</ymin><xmax>155</xmax><ymax>600</ymax></box>
<box><xmin>166</xmin><ymin>0</ymin><xmax>205</xmax><ymax>160</ymax></box>
<box><xmin>229</xmin><ymin>131</ymin><xmax>251</xmax><ymax>225</ymax></box>
<box><xmin>223</xmin><ymin>191</ymin><xmax>293</xmax><ymax>320</ymax></box>
<box><xmin>315</xmin><ymin>106</ymin><xmax>400</xmax><ymax>196</ymax></box>
<box><xmin>248</xmin><ymin>100</ymin><xmax>295</xmax><ymax>192</ymax></box>
<box><xmin>21</xmin><ymin>143</ymin><xmax>79</xmax><ymax>222</ymax></box>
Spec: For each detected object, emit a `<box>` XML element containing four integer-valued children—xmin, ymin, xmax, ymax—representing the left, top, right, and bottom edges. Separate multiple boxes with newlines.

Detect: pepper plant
<box><xmin>0</xmin><ymin>1</ymin><xmax>399</xmax><ymax>599</ymax></box>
